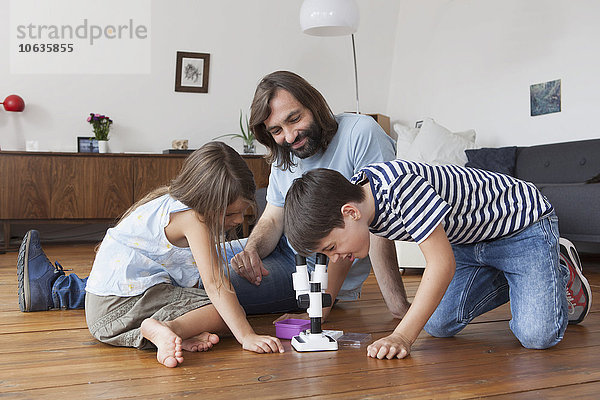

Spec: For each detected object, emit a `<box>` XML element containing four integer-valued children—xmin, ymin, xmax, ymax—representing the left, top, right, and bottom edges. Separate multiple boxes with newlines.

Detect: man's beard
<box><xmin>284</xmin><ymin>122</ymin><xmax>321</xmax><ymax>159</ymax></box>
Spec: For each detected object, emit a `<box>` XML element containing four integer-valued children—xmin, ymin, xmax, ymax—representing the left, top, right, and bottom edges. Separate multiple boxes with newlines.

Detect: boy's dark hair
<box><xmin>284</xmin><ymin>168</ymin><xmax>365</xmax><ymax>255</ymax></box>
<box><xmin>250</xmin><ymin>71</ymin><xmax>338</xmax><ymax>171</ymax></box>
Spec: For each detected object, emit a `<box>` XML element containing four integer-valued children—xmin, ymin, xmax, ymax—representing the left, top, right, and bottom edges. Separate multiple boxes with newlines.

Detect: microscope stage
<box><xmin>291</xmin><ymin>331</ymin><xmax>338</xmax><ymax>352</ymax></box>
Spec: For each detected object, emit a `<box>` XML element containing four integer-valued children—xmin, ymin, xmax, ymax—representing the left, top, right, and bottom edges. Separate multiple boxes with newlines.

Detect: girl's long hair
<box><xmin>119</xmin><ymin>141</ymin><xmax>256</xmax><ymax>290</ymax></box>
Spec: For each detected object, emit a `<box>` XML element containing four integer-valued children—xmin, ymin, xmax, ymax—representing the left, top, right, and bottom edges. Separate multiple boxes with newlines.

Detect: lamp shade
<box><xmin>2</xmin><ymin>95</ymin><xmax>25</xmax><ymax>112</ymax></box>
<box><xmin>300</xmin><ymin>0</ymin><xmax>359</xmax><ymax>37</ymax></box>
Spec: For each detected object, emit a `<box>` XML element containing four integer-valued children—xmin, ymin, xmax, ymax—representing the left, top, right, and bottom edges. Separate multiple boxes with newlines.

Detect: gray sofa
<box><xmin>466</xmin><ymin>138</ymin><xmax>600</xmax><ymax>250</ymax></box>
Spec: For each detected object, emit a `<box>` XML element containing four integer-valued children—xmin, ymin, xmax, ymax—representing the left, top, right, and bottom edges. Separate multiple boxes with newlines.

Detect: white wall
<box><xmin>0</xmin><ymin>0</ymin><xmax>399</xmax><ymax>153</ymax></box>
<box><xmin>5</xmin><ymin>0</ymin><xmax>597</xmax><ymax>153</ymax></box>
<box><xmin>387</xmin><ymin>0</ymin><xmax>600</xmax><ymax>147</ymax></box>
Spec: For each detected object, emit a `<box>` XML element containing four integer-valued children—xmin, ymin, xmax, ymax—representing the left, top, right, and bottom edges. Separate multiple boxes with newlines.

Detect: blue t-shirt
<box><xmin>268</xmin><ymin>113</ymin><xmax>396</xmax><ymax>300</ymax></box>
<box><xmin>352</xmin><ymin>160</ymin><xmax>553</xmax><ymax>244</ymax></box>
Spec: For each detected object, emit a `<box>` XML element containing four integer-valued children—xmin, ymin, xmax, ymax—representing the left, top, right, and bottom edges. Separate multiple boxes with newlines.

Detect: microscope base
<box><xmin>291</xmin><ymin>331</ymin><xmax>338</xmax><ymax>352</ymax></box>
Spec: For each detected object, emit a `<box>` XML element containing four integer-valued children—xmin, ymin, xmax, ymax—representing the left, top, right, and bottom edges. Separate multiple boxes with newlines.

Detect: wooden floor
<box><xmin>1</xmin><ymin>244</ymin><xmax>599</xmax><ymax>399</ymax></box>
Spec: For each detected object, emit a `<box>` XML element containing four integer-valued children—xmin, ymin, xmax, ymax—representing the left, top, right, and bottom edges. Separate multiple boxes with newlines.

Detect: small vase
<box><xmin>97</xmin><ymin>140</ymin><xmax>109</xmax><ymax>153</ymax></box>
<box><xmin>243</xmin><ymin>143</ymin><xmax>255</xmax><ymax>154</ymax></box>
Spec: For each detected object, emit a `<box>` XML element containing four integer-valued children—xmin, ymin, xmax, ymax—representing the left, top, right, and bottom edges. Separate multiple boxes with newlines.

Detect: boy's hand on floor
<box><xmin>242</xmin><ymin>334</ymin><xmax>285</xmax><ymax>354</ymax></box>
<box><xmin>230</xmin><ymin>249</ymin><xmax>269</xmax><ymax>285</ymax></box>
<box><xmin>366</xmin><ymin>332</ymin><xmax>411</xmax><ymax>359</ymax></box>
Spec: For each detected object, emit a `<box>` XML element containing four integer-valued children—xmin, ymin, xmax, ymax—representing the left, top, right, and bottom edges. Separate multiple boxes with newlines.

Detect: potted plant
<box><xmin>87</xmin><ymin>113</ymin><xmax>113</xmax><ymax>153</ymax></box>
<box><xmin>215</xmin><ymin>110</ymin><xmax>255</xmax><ymax>154</ymax></box>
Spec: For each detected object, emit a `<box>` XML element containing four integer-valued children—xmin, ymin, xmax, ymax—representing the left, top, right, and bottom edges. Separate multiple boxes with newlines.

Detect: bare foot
<box><xmin>182</xmin><ymin>332</ymin><xmax>220</xmax><ymax>352</ymax></box>
<box><xmin>140</xmin><ymin>318</ymin><xmax>184</xmax><ymax>368</ymax></box>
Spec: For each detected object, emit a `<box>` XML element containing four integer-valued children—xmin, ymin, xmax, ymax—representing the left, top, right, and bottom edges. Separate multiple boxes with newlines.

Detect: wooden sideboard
<box><xmin>0</xmin><ymin>151</ymin><xmax>270</xmax><ymax>251</ymax></box>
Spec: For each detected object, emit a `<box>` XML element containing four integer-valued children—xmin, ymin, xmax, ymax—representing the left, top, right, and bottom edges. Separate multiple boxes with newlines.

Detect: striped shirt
<box><xmin>351</xmin><ymin>160</ymin><xmax>553</xmax><ymax>245</ymax></box>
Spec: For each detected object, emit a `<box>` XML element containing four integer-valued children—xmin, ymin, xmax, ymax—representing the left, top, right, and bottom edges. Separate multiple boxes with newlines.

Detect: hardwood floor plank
<box><xmin>1</xmin><ymin>244</ymin><xmax>599</xmax><ymax>399</ymax></box>
<box><xmin>3</xmin><ymin>345</ymin><xmax>600</xmax><ymax>399</ymax></box>
<box><xmin>2</xmin><ymin>318</ymin><xmax>599</xmax><ymax>394</ymax></box>
<box><xmin>484</xmin><ymin>381</ymin><xmax>600</xmax><ymax>399</ymax></box>
<box><xmin>0</xmin><ymin>311</ymin><xmax>87</xmax><ymax>334</ymax></box>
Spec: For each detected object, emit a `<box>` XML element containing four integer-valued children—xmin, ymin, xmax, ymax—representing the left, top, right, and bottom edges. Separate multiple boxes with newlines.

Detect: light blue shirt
<box><xmin>86</xmin><ymin>194</ymin><xmax>198</xmax><ymax>297</ymax></box>
<box><xmin>268</xmin><ymin>113</ymin><xmax>396</xmax><ymax>300</ymax></box>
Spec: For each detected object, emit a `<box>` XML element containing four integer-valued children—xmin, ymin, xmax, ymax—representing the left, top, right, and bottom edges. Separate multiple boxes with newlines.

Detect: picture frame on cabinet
<box><xmin>77</xmin><ymin>137</ymin><xmax>99</xmax><ymax>153</ymax></box>
<box><xmin>175</xmin><ymin>51</ymin><xmax>210</xmax><ymax>93</ymax></box>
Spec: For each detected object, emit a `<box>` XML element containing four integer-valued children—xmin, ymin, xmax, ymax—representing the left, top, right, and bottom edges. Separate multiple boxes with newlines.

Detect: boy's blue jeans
<box><xmin>424</xmin><ymin>212</ymin><xmax>568</xmax><ymax>349</ymax></box>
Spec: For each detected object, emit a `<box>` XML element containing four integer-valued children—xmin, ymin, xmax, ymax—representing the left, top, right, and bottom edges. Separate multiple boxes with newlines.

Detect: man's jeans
<box><xmin>217</xmin><ymin>236</ymin><xmax>299</xmax><ymax>314</ymax></box>
<box><xmin>424</xmin><ymin>212</ymin><xmax>568</xmax><ymax>349</ymax></box>
<box><xmin>53</xmin><ymin>273</ymin><xmax>87</xmax><ymax>309</ymax></box>
<box><xmin>53</xmin><ymin>236</ymin><xmax>313</xmax><ymax>314</ymax></box>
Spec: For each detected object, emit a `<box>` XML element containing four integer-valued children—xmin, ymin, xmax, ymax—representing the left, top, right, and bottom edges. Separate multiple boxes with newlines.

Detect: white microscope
<box><xmin>290</xmin><ymin>253</ymin><xmax>338</xmax><ymax>352</ymax></box>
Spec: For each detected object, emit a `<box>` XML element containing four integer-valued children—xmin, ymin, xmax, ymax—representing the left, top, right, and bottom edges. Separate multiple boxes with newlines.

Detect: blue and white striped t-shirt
<box><xmin>351</xmin><ymin>160</ymin><xmax>553</xmax><ymax>245</ymax></box>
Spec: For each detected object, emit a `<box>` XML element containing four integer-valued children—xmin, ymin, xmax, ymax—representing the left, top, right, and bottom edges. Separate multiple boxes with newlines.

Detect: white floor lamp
<box><xmin>300</xmin><ymin>0</ymin><xmax>360</xmax><ymax>114</ymax></box>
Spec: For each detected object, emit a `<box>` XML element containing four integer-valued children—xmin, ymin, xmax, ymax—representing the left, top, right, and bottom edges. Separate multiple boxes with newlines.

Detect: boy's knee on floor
<box><xmin>424</xmin><ymin>318</ymin><xmax>464</xmax><ymax>338</ymax></box>
<box><xmin>517</xmin><ymin>334</ymin><xmax>560</xmax><ymax>349</ymax></box>
<box><xmin>513</xmin><ymin>323</ymin><xmax>563</xmax><ymax>350</ymax></box>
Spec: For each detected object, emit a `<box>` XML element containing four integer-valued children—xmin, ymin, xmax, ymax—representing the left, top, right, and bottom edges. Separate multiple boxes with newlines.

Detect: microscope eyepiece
<box><xmin>316</xmin><ymin>253</ymin><xmax>327</xmax><ymax>265</ymax></box>
<box><xmin>295</xmin><ymin>254</ymin><xmax>307</xmax><ymax>265</ymax></box>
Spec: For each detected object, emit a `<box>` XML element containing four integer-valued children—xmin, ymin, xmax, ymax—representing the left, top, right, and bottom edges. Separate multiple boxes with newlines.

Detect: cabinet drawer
<box><xmin>0</xmin><ymin>154</ymin><xmax>52</xmax><ymax>219</ymax></box>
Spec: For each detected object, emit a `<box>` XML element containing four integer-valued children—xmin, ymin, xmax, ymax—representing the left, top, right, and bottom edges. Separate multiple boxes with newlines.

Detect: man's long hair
<box><xmin>250</xmin><ymin>71</ymin><xmax>338</xmax><ymax>171</ymax></box>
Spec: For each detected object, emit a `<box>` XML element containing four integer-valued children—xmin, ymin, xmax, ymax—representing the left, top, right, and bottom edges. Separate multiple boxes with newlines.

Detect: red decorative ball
<box><xmin>3</xmin><ymin>95</ymin><xmax>25</xmax><ymax>112</ymax></box>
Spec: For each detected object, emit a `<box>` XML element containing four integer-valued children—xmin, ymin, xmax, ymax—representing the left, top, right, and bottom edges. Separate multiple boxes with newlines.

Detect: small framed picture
<box><xmin>175</xmin><ymin>51</ymin><xmax>210</xmax><ymax>93</ymax></box>
<box><xmin>530</xmin><ymin>79</ymin><xmax>561</xmax><ymax>117</ymax></box>
<box><xmin>77</xmin><ymin>137</ymin><xmax>99</xmax><ymax>153</ymax></box>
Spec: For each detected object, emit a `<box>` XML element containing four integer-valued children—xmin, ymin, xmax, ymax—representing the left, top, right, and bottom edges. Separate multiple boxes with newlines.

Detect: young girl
<box><xmin>84</xmin><ymin>141</ymin><xmax>284</xmax><ymax>367</ymax></box>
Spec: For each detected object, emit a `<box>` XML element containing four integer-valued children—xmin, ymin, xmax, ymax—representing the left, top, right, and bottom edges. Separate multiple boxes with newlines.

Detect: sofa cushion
<box><xmin>393</xmin><ymin>123</ymin><xmax>419</xmax><ymax>159</ymax></box>
<box><xmin>465</xmin><ymin>146</ymin><xmax>517</xmax><ymax>176</ymax></box>
<box><xmin>405</xmin><ymin>118</ymin><xmax>476</xmax><ymax>166</ymax></box>
<box><xmin>538</xmin><ymin>183</ymin><xmax>600</xmax><ymax>243</ymax></box>
<box><xmin>514</xmin><ymin>139</ymin><xmax>600</xmax><ymax>184</ymax></box>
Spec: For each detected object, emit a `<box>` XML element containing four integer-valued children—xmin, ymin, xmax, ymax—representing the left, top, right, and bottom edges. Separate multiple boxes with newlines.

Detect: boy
<box><xmin>284</xmin><ymin>160</ymin><xmax>591</xmax><ymax>359</ymax></box>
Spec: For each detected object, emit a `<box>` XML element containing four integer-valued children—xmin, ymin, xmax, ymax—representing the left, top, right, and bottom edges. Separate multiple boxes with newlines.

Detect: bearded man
<box><xmin>223</xmin><ymin>71</ymin><xmax>410</xmax><ymax>320</ymax></box>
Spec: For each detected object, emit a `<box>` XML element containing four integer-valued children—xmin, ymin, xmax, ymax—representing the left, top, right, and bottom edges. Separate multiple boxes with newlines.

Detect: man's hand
<box><xmin>234</xmin><ymin>203</ymin><xmax>284</xmax><ymax>286</ymax></box>
<box><xmin>230</xmin><ymin>248</ymin><xmax>269</xmax><ymax>286</ymax></box>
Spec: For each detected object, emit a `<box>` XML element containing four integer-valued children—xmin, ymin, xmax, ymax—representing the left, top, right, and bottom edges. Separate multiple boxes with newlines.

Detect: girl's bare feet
<box><xmin>140</xmin><ymin>318</ymin><xmax>184</xmax><ymax>368</ymax></box>
<box><xmin>182</xmin><ymin>332</ymin><xmax>220</xmax><ymax>352</ymax></box>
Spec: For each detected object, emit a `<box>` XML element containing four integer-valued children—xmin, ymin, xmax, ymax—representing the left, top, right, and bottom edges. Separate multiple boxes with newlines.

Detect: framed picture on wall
<box><xmin>77</xmin><ymin>137</ymin><xmax>99</xmax><ymax>153</ymax></box>
<box><xmin>530</xmin><ymin>79</ymin><xmax>561</xmax><ymax>117</ymax></box>
<box><xmin>175</xmin><ymin>51</ymin><xmax>210</xmax><ymax>93</ymax></box>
